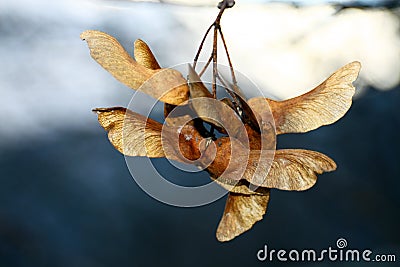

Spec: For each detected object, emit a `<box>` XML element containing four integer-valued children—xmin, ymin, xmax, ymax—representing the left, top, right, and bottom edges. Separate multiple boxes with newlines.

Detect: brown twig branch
<box><xmin>191</xmin><ymin>0</ymin><xmax>247</xmax><ymax>134</ymax></box>
<box><xmin>193</xmin><ymin>0</ymin><xmax>236</xmax><ymax>99</ymax></box>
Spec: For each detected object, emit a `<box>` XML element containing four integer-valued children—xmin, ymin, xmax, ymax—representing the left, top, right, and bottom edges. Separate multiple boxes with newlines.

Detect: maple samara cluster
<box><xmin>81</xmin><ymin>30</ymin><xmax>361</xmax><ymax>242</ymax></box>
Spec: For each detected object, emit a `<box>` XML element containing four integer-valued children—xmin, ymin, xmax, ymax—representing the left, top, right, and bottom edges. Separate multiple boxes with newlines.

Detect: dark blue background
<box><xmin>1</xmin><ymin>1</ymin><xmax>399</xmax><ymax>266</ymax></box>
<box><xmin>1</xmin><ymin>87</ymin><xmax>399</xmax><ymax>267</ymax></box>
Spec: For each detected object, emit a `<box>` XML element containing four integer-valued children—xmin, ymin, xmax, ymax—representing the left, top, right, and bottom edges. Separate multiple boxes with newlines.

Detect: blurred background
<box><xmin>0</xmin><ymin>0</ymin><xmax>399</xmax><ymax>266</ymax></box>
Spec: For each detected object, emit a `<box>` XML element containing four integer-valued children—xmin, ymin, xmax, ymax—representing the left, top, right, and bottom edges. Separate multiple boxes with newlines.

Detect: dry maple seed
<box><xmin>82</xmin><ymin>1</ymin><xmax>361</xmax><ymax>242</ymax></box>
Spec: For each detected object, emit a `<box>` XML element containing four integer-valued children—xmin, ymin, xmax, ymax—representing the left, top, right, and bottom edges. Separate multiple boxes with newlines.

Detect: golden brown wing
<box><xmin>81</xmin><ymin>30</ymin><xmax>188</xmax><ymax>105</ymax></box>
<box><xmin>216</xmin><ymin>193</ymin><xmax>270</xmax><ymax>242</ymax></box>
<box><xmin>93</xmin><ymin>107</ymin><xmax>164</xmax><ymax>157</ymax></box>
<box><xmin>244</xmin><ymin>149</ymin><xmax>336</xmax><ymax>190</ymax></box>
<box><xmin>187</xmin><ymin>65</ymin><xmax>228</xmax><ymax>132</ymax></box>
<box><xmin>249</xmin><ymin>61</ymin><xmax>361</xmax><ymax>134</ymax></box>
<box><xmin>133</xmin><ymin>39</ymin><xmax>161</xmax><ymax>70</ymax></box>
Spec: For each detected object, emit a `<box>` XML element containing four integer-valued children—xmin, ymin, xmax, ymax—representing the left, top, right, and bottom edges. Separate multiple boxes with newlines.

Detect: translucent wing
<box><xmin>133</xmin><ymin>39</ymin><xmax>161</xmax><ymax>70</ymax></box>
<box><xmin>216</xmin><ymin>193</ymin><xmax>270</xmax><ymax>242</ymax></box>
<box><xmin>93</xmin><ymin>107</ymin><xmax>165</xmax><ymax>157</ymax></box>
<box><xmin>132</xmin><ymin>40</ymin><xmax>193</xmax><ymax>128</ymax></box>
<box><xmin>215</xmin><ymin>149</ymin><xmax>335</xmax><ymax>242</ymax></box>
<box><xmin>210</xmin><ymin>143</ymin><xmax>335</xmax><ymax>191</ymax></box>
<box><xmin>94</xmin><ymin>107</ymin><xmax>206</xmax><ymax>163</ymax></box>
<box><xmin>218</xmin><ymin>73</ymin><xmax>260</xmax><ymax>132</ymax></box>
<box><xmin>244</xmin><ymin>149</ymin><xmax>336</xmax><ymax>190</ymax></box>
<box><xmin>248</xmin><ymin>61</ymin><xmax>361</xmax><ymax>134</ymax></box>
<box><xmin>188</xmin><ymin>65</ymin><xmax>226</xmax><ymax>131</ymax></box>
<box><xmin>81</xmin><ymin>30</ymin><xmax>188</xmax><ymax>105</ymax></box>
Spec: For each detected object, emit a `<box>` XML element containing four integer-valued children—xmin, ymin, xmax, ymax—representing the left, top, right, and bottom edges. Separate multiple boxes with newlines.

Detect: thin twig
<box><xmin>190</xmin><ymin>0</ymin><xmax>237</xmax><ymax>137</ymax></box>
<box><xmin>211</xmin><ymin>1</ymin><xmax>229</xmax><ymax>98</ymax></box>
<box><xmin>193</xmin><ymin>0</ymin><xmax>234</xmax><ymax>97</ymax></box>
<box><xmin>218</xmin><ymin>27</ymin><xmax>240</xmax><ymax>95</ymax></box>
<box><xmin>193</xmin><ymin>24</ymin><xmax>213</xmax><ymax>69</ymax></box>
<box><xmin>199</xmin><ymin>53</ymin><xmax>213</xmax><ymax>77</ymax></box>
<box><xmin>212</xmin><ymin>25</ymin><xmax>218</xmax><ymax>98</ymax></box>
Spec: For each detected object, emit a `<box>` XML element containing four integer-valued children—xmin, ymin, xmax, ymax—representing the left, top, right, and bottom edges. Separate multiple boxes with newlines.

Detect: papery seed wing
<box><xmin>230</xmin><ymin>90</ymin><xmax>261</xmax><ymax>133</ymax></box>
<box><xmin>93</xmin><ymin>107</ymin><xmax>164</xmax><ymax>157</ymax></box>
<box><xmin>188</xmin><ymin>65</ymin><xmax>245</xmax><ymax>138</ymax></box>
<box><xmin>81</xmin><ymin>30</ymin><xmax>153</xmax><ymax>90</ymax></box>
<box><xmin>218</xmin><ymin>75</ymin><xmax>260</xmax><ymax>133</ymax></box>
<box><xmin>94</xmin><ymin>107</ymin><xmax>206</xmax><ymax>164</ymax></box>
<box><xmin>248</xmin><ymin>61</ymin><xmax>361</xmax><ymax>134</ymax></box>
<box><xmin>216</xmin><ymin>193</ymin><xmax>270</xmax><ymax>242</ymax></box>
<box><xmin>81</xmin><ymin>30</ymin><xmax>188</xmax><ymax>105</ymax></box>
<box><xmin>244</xmin><ymin>149</ymin><xmax>336</xmax><ymax>190</ymax></box>
<box><xmin>133</xmin><ymin>39</ymin><xmax>161</xmax><ymax>70</ymax></box>
<box><xmin>188</xmin><ymin>65</ymin><xmax>213</xmax><ymax>99</ymax></box>
<box><xmin>188</xmin><ymin>65</ymin><xmax>225</xmax><ymax>130</ymax></box>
